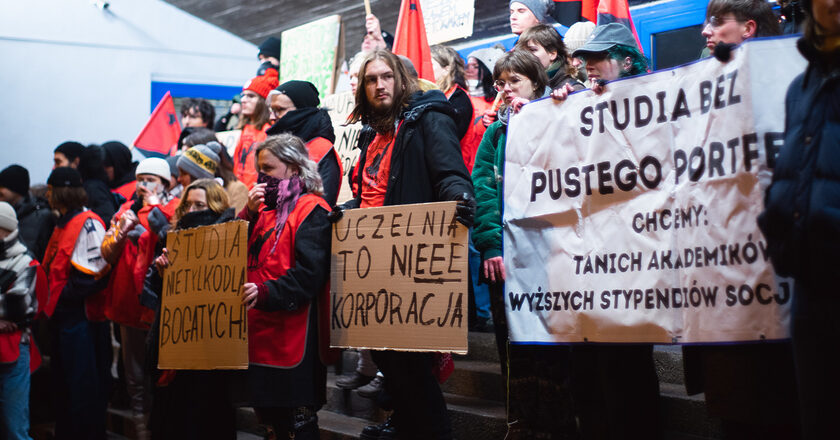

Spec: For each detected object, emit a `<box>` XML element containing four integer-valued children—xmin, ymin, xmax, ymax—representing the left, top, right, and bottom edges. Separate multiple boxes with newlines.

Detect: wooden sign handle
<box><xmin>364</xmin><ymin>0</ymin><xmax>371</xmax><ymax>15</ymax></box>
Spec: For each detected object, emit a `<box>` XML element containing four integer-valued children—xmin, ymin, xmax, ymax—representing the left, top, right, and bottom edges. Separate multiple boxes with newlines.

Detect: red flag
<box><xmin>596</xmin><ymin>0</ymin><xmax>643</xmax><ymax>53</ymax></box>
<box><xmin>392</xmin><ymin>0</ymin><xmax>435</xmax><ymax>82</ymax></box>
<box><xmin>133</xmin><ymin>91</ymin><xmax>181</xmax><ymax>158</ymax></box>
<box><xmin>551</xmin><ymin>0</ymin><xmax>598</xmax><ymax>26</ymax></box>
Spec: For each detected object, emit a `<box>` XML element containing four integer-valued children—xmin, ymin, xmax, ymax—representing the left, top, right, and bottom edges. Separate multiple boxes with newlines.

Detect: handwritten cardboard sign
<box><xmin>421</xmin><ymin>0</ymin><xmax>475</xmax><ymax>45</ymax></box>
<box><xmin>281</xmin><ymin>15</ymin><xmax>344</xmax><ymax>99</ymax></box>
<box><xmin>321</xmin><ymin>91</ymin><xmax>362</xmax><ymax>204</ymax></box>
<box><xmin>158</xmin><ymin>220</ymin><xmax>249</xmax><ymax>369</ymax></box>
<box><xmin>215</xmin><ymin>130</ymin><xmax>241</xmax><ymax>158</ymax></box>
<box><xmin>330</xmin><ymin>201</ymin><xmax>469</xmax><ymax>354</ymax></box>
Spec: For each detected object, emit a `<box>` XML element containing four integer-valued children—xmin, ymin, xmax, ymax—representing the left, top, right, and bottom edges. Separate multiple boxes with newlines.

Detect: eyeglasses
<box><xmin>185</xmin><ymin>201</ymin><xmax>208</xmax><ymax>212</ymax></box>
<box><xmin>493</xmin><ymin>76</ymin><xmax>523</xmax><ymax>92</ymax></box>
<box><xmin>703</xmin><ymin>15</ymin><xmax>739</xmax><ymax>28</ymax></box>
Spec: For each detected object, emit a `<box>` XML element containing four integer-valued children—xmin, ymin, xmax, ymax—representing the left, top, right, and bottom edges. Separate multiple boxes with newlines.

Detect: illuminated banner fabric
<box><xmin>503</xmin><ymin>37</ymin><xmax>805</xmax><ymax>344</ymax></box>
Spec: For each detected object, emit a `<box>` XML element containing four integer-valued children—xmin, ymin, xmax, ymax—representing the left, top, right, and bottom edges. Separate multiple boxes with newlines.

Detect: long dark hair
<box><xmin>475</xmin><ymin>60</ymin><xmax>497</xmax><ymax>103</ymax></box>
<box><xmin>801</xmin><ymin>0</ymin><xmax>827</xmax><ymax>50</ymax></box>
<box><xmin>348</xmin><ymin>49</ymin><xmax>420</xmax><ymax>134</ymax></box>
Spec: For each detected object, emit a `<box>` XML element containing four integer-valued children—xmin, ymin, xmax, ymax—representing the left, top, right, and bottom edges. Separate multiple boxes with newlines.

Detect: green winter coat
<box><xmin>471</xmin><ymin>120</ymin><xmax>506</xmax><ymax>262</ymax></box>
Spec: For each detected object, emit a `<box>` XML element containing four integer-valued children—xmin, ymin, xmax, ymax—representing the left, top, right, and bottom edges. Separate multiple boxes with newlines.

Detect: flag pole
<box><xmin>364</xmin><ymin>0</ymin><xmax>371</xmax><ymax>15</ymax></box>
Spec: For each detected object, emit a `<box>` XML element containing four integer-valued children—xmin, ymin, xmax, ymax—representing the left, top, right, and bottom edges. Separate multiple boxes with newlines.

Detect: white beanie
<box><xmin>0</xmin><ymin>201</ymin><xmax>18</xmax><ymax>232</ymax></box>
<box><xmin>563</xmin><ymin>21</ymin><xmax>597</xmax><ymax>54</ymax></box>
<box><xmin>136</xmin><ymin>157</ymin><xmax>172</xmax><ymax>185</ymax></box>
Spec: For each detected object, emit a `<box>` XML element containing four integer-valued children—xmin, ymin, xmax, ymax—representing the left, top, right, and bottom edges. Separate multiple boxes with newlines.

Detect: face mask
<box><xmin>258</xmin><ymin>172</ymin><xmax>283</xmax><ymax>210</ymax></box>
<box><xmin>138</xmin><ymin>180</ymin><xmax>165</xmax><ymax>197</ymax></box>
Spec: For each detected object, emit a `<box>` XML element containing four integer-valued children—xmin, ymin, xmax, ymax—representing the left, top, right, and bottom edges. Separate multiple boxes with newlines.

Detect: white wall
<box><xmin>0</xmin><ymin>0</ymin><xmax>257</xmax><ymax>184</ymax></box>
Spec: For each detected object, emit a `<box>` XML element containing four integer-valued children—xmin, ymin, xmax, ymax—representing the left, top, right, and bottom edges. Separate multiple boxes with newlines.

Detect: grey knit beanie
<box><xmin>177</xmin><ymin>141</ymin><xmax>222</xmax><ymax>180</ymax></box>
<box><xmin>510</xmin><ymin>0</ymin><xmax>554</xmax><ymax>23</ymax></box>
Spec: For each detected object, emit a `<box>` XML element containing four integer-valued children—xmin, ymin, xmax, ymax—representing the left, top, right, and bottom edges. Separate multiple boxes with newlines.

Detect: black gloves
<box><xmin>454</xmin><ymin>192</ymin><xmax>476</xmax><ymax>228</ymax></box>
<box><xmin>327</xmin><ymin>205</ymin><xmax>344</xmax><ymax>224</ymax></box>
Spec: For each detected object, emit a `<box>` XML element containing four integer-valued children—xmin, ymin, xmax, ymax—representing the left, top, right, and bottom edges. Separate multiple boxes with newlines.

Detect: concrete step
<box><xmin>660</xmin><ymin>383</ymin><xmax>722</xmax><ymax>439</ymax></box>
<box><xmin>441</xmin><ymin>360</ymin><xmax>504</xmax><ymax>402</ymax></box>
<box><xmin>460</xmin><ymin>331</ymin><xmax>499</xmax><ymax>363</ymax></box>
<box><xmin>318</xmin><ymin>410</ymin><xmax>371</xmax><ymax>440</ymax></box>
<box><xmin>655</xmin><ymin>344</ymin><xmax>686</xmax><ymax>386</ymax></box>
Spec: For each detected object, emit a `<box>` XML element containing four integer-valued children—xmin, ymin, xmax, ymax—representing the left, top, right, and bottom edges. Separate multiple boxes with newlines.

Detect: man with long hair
<box><xmin>337</xmin><ymin>49</ymin><xmax>475</xmax><ymax>440</ymax></box>
<box><xmin>233</xmin><ymin>70</ymin><xmax>278</xmax><ymax>188</ymax></box>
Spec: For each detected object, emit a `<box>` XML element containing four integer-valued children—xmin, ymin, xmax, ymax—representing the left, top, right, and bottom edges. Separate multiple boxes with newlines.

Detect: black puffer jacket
<box><xmin>14</xmin><ymin>195</ymin><xmax>55</xmax><ymax>262</ymax></box>
<box><xmin>758</xmin><ymin>39</ymin><xmax>840</xmax><ymax>291</ymax></box>
<box><xmin>344</xmin><ymin>90</ymin><xmax>473</xmax><ymax>209</ymax></box>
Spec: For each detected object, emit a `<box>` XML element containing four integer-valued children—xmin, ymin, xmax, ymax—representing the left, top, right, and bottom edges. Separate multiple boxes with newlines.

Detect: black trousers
<box><xmin>49</xmin><ymin>318</ymin><xmax>111</xmax><ymax>440</ymax></box>
<box><xmin>370</xmin><ymin>350</ymin><xmax>452</xmax><ymax>440</ymax></box>
<box><xmin>791</xmin><ymin>286</ymin><xmax>840</xmax><ymax>439</ymax></box>
<box><xmin>571</xmin><ymin>345</ymin><xmax>661</xmax><ymax>440</ymax></box>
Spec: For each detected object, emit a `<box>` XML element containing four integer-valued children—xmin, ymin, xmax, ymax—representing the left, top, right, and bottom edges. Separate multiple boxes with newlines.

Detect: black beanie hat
<box><xmin>258</xmin><ymin>36</ymin><xmax>282</xmax><ymax>59</ymax></box>
<box><xmin>47</xmin><ymin>167</ymin><xmax>83</xmax><ymax>188</ymax></box>
<box><xmin>272</xmin><ymin>80</ymin><xmax>320</xmax><ymax>108</ymax></box>
<box><xmin>54</xmin><ymin>141</ymin><xmax>85</xmax><ymax>161</ymax></box>
<box><xmin>0</xmin><ymin>165</ymin><xmax>30</xmax><ymax>196</ymax></box>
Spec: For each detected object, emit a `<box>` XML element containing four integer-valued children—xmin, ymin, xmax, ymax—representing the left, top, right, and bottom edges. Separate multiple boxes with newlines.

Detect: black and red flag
<box><xmin>133</xmin><ymin>91</ymin><xmax>181</xmax><ymax>158</ymax></box>
<box><xmin>392</xmin><ymin>0</ymin><xmax>435</xmax><ymax>82</ymax></box>
<box><xmin>551</xmin><ymin>0</ymin><xmax>597</xmax><ymax>27</ymax></box>
<box><xmin>596</xmin><ymin>0</ymin><xmax>643</xmax><ymax>52</ymax></box>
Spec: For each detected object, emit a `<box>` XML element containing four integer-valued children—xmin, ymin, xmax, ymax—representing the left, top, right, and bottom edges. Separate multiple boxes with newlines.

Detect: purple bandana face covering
<box><xmin>258</xmin><ymin>172</ymin><xmax>283</xmax><ymax>210</ymax></box>
<box><xmin>257</xmin><ymin>173</ymin><xmax>305</xmax><ymax>250</ymax></box>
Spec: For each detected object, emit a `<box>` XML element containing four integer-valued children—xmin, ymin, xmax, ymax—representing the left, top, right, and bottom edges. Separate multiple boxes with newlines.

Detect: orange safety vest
<box><xmin>42</xmin><ymin>210</ymin><xmax>108</xmax><ymax>322</ymax></box>
<box><xmin>306</xmin><ymin>137</ymin><xmax>344</xmax><ymax>201</ymax></box>
<box><xmin>233</xmin><ymin>123</ymin><xmax>270</xmax><ymax>189</ymax></box>
<box><xmin>246</xmin><ymin>194</ymin><xmax>337</xmax><ymax>367</ymax></box>
<box><xmin>459</xmin><ymin>91</ymin><xmax>496</xmax><ymax>174</ymax></box>
<box><xmin>112</xmin><ymin>181</ymin><xmax>137</xmax><ymax>204</ymax></box>
<box><xmin>105</xmin><ymin>199</ymin><xmax>178</xmax><ymax>329</ymax></box>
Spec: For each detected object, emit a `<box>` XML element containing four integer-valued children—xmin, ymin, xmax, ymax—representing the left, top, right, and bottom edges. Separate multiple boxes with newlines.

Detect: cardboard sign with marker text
<box><xmin>330</xmin><ymin>201</ymin><xmax>468</xmax><ymax>354</ymax></box>
<box><xmin>158</xmin><ymin>220</ymin><xmax>249</xmax><ymax>369</ymax></box>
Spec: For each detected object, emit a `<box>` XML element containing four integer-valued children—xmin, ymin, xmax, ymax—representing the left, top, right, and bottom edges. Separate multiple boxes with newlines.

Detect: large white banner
<box><xmin>503</xmin><ymin>36</ymin><xmax>806</xmax><ymax>344</ymax></box>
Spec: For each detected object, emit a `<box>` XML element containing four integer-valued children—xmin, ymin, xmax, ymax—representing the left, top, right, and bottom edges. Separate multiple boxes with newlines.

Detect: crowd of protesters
<box><xmin>0</xmin><ymin>0</ymin><xmax>838</xmax><ymax>439</ymax></box>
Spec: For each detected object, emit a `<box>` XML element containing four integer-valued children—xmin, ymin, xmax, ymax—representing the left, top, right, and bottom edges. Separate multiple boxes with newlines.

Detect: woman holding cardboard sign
<box><xmin>142</xmin><ymin>179</ymin><xmax>240</xmax><ymax>439</ymax></box>
<box><xmin>239</xmin><ymin>133</ymin><xmax>334</xmax><ymax>440</ymax></box>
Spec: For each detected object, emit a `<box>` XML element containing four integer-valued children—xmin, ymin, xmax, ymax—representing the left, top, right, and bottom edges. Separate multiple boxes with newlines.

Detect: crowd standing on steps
<box><xmin>1</xmin><ymin>1</ymin><xmax>838</xmax><ymax>439</ymax></box>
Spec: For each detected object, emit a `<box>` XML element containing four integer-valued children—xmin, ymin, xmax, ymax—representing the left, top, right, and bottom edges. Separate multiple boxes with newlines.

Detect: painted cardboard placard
<box><xmin>158</xmin><ymin>220</ymin><xmax>249</xmax><ymax>369</ymax></box>
<box><xmin>322</xmin><ymin>91</ymin><xmax>362</xmax><ymax>204</ymax></box>
<box><xmin>421</xmin><ymin>0</ymin><xmax>475</xmax><ymax>45</ymax></box>
<box><xmin>330</xmin><ymin>201</ymin><xmax>469</xmax><ymax>353</ymax></box>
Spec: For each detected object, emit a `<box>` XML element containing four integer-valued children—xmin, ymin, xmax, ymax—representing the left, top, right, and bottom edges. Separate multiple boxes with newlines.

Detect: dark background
<box><xmin>164</xmin><ymin>0</ymin><xmax>657</xmax><ymax>57</ymax></box>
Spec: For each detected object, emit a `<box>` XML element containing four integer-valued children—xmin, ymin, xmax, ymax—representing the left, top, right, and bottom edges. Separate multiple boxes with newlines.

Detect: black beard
<box><xmin>368</xmin><ymin>108</ymin><xmax>396</xmax><ymax>134</ymax></box>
